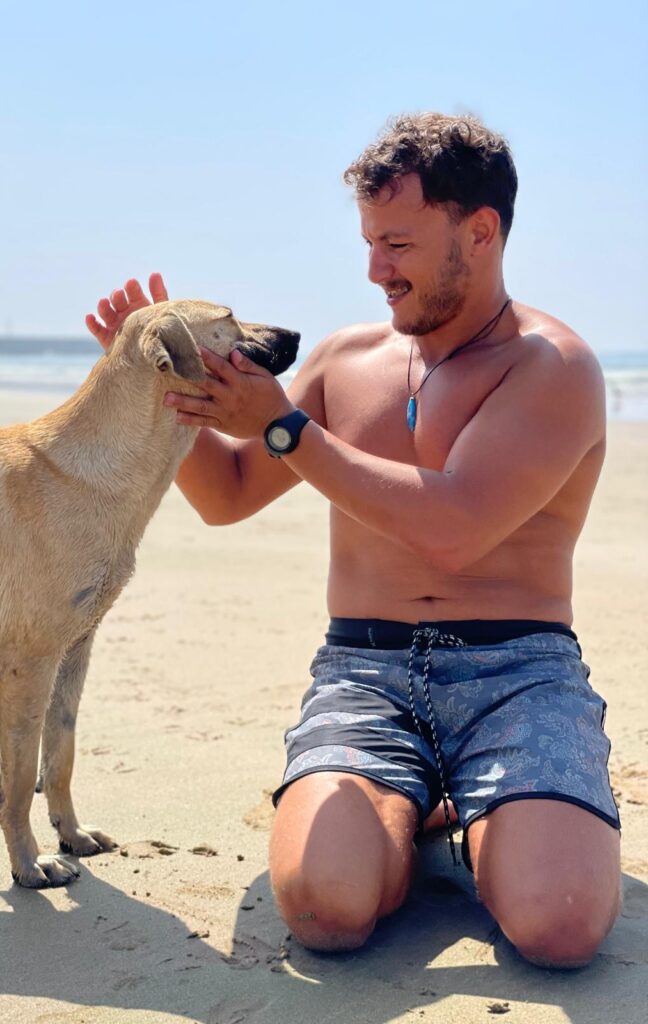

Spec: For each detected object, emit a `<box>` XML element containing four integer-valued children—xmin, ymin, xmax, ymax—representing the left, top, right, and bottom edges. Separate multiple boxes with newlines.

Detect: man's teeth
<box><xmin>387</xmin><ymin>286</ymin><xmax>410</xmax><ymax>298</ymax></box>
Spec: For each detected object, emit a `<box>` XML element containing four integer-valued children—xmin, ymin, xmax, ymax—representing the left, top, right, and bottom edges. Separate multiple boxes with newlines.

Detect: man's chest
<box><xmin>324</xmin><ymin>346</ymin><xmax>510</xmax><ymax>470</ymax></box>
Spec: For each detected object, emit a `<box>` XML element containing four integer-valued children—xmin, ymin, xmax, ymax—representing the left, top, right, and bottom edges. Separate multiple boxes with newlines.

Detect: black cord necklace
<box><xmin>406</xmin><ymin>297</ymin><xmax>512</xmax><ymax>432</ymax></box>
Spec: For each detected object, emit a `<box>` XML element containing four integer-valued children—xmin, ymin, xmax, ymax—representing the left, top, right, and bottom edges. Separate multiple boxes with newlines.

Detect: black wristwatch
<box><xmin>263</xmin><ymin>409</ymin><xmax>311</xmax><ymax>458</ymax></box>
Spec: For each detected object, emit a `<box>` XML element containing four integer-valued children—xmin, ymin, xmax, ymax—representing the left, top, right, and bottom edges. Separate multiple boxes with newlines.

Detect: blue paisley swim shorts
<box><xmin>273</xmin><ymin>619</ymin><xmax>620</xmax><ymax>869</ymax></box>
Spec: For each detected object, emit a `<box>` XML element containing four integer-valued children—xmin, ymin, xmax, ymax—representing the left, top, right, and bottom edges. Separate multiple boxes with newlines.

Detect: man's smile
<box><xmin>384</xmin><ymin>283</ymin><xmax>412</xmax><ymax>306</ymax></box>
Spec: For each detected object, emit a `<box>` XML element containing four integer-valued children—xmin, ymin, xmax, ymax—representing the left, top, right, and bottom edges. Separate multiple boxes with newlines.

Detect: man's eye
<box><xmin>389</xmin><ymin>243</ymin><xmax>408</xmax><ymax>250</ymax></box>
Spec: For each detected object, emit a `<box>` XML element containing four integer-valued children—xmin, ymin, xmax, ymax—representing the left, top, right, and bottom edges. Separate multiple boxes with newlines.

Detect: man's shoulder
<box><xmin>514</xmin><ymin>303</ymin><xmax>604</xmax><ymax>382</ymax></box>
<box><xmin>318</xmin><ymin>320</ymin><xmax>394</xmax><ymax>355</ymax></box>
<box><xmin>504</xmin><ymin>304</ymin><xmax>606</xmax><ymax>436</ymax></box>
<box><xmin>288</xmin><ymin>321</ymin><xmax>393</xmax><ymax>410</ymax></box>
<box><xmin>295</xmin><ymin>321</ymin><xmax>394</xmax><ymax>380</ymax></box>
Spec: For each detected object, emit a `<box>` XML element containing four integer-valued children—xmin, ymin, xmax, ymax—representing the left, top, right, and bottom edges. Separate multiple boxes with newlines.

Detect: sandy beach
<box><xmin>0</xmin><ymin>389</ymin><xmax>646</xmax><ymax>1024</ymax></box>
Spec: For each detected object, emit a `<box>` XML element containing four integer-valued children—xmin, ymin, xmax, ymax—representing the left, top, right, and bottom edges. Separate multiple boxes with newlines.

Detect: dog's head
<box><xmin>117</xmin><ymin>299</ymin><xmax>300</xmax><ymax>387</ymax></box>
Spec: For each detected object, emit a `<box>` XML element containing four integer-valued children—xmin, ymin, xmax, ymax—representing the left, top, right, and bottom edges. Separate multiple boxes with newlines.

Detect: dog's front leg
<box><xmin>0</xmin><ymin>658</ymin><xmax>80</xmax><ymax>887</ymax></box>
<box><xmin>39</xmin><ymin>630</ymin><xmax>117</xmax><ymax>857</ymax></box>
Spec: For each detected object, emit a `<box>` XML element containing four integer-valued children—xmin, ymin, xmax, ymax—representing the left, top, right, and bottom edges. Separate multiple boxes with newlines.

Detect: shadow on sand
<box><xmin>0</xmin><ymin>838</ymin><xmax>646</xmax><ymax>1024</ymax></box>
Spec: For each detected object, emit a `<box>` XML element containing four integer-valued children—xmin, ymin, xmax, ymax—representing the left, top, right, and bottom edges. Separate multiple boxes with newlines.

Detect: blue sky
<box><xmin>1</xmin><ymin>0</ymin><xmax>646</xmax><ymax>356</ymax></box>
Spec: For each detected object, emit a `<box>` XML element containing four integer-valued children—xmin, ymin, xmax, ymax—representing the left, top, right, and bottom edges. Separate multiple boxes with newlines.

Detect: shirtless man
<box><xmin>87</xmin><ymin>113</ymin><xmax>621</xmax><ymax>968</ymax></box>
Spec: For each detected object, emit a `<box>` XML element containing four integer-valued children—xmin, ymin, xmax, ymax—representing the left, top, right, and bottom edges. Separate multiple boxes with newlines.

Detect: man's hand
<box><xmin>164</xmin><ymin>348</ymin><xmax>294</xmax><ymax>439</ymax></box>
<box><xmin>85</xmin><ymin>272</ymin><xmax>169</xmax><ymax>350</ymax></box>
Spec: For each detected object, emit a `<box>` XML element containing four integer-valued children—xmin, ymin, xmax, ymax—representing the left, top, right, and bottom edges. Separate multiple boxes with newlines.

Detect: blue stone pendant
<box><xmin>406</xmin><ymin>396</ymin><xmax>417</xmax><ymax>432</ymax></box>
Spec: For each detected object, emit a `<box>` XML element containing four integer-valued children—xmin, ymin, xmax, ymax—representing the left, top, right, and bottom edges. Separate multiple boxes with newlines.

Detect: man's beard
<box><xmin>395</xmin><ymin>240</ymin><xmax>470</xmax><ymax>336</ymax></box>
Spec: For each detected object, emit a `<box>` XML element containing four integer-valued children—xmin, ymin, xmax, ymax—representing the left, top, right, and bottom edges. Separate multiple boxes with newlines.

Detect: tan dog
<box><xmin>0</xmin><ymin>300</ymin><xmax>299</xmax><ymax>888</ymax></box>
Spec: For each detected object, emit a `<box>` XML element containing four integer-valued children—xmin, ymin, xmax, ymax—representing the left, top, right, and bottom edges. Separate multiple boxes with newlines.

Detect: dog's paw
<box><xmin>59</xmin><ymin>826</ymin><xmax>118</xmax><ymax>857</ymax></box>
<box><xmin>12</xmin><ymin>854</ymin><xmax>80</xmax><ymax>888</ymax></box>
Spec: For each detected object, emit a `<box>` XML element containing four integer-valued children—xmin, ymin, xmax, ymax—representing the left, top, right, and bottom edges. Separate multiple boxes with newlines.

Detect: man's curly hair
<box><xmin>344</xmin><ymin>113</ymin><xmax>518</xmax><ymax>241</ymax></box>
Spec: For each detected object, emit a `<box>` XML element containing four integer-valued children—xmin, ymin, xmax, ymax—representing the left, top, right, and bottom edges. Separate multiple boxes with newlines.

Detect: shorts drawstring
<box><xmin>407</xmin><ymin>626</ymin><xmax>466</xmax><ymax>866</ymax></box>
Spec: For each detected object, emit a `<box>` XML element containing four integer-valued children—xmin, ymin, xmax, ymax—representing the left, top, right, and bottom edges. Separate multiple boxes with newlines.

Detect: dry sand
<box><xmin>0</xmin><ymin>389</ymin><xmax>646</xmax><ymax>1024</ymax></box>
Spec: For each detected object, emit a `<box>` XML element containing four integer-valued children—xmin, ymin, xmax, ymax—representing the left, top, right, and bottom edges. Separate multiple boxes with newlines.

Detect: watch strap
<box><xmin>263</xmin><ymin>408</ymin><xmax>311</xmax><ymax>458</ymax></box>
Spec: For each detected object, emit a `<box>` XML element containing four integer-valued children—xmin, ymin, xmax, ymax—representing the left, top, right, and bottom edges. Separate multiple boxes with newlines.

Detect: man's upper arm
<box><xmin>439</xmin><ymin>340</ymin><xmax>606</xmax><ymax>566</ymax></box>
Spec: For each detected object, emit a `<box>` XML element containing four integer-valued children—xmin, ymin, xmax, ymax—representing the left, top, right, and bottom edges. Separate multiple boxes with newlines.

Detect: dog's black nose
<box><xmin>237</xmin><ymin>327</ymin><xmax>300</xmax><ymax>377</ymax></box>
<box><xmin>273</xmin><ymin>330</ymin><xmax>300</xmax><ymax>374</ymax></box>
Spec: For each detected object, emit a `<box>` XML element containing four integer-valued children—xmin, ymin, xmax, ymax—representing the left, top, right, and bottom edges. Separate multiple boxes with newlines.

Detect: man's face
<box><xmin>359</xmin><ymin>173</ymin><xmax>470</xmax><ymax>337</ymax></box>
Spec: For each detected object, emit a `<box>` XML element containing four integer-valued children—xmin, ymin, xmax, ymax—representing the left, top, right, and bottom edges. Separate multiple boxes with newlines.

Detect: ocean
<box><xmin>1</xmin><ymin>336</ymin><xmax>647</xmax><ymax>421</ymax></box>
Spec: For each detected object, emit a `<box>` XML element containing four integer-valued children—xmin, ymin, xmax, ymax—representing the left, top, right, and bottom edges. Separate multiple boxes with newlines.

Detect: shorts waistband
<box><xmin>325</xmin><ymin>617</ymin><xmax>577</xmax><ymax>650</ymax></box>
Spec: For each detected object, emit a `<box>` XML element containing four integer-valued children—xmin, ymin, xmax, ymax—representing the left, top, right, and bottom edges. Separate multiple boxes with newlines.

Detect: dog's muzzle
<box><xmin>237</xmin><ymin>329</ymin><xmax>300</xmax><ymax>377</ymax></box>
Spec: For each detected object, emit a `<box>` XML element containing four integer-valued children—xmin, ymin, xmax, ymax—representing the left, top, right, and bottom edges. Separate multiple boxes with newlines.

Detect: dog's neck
<box><xmin>29</xmin><ymin>351</ymin><xmax>198</xmax><ymax>503</ymax></box>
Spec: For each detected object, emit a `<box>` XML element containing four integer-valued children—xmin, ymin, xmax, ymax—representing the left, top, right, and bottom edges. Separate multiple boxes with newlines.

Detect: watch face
<box><xmin>269</xmin><ymin>425</ymin><xmax>292</xmax><ymax>450</ymax></box>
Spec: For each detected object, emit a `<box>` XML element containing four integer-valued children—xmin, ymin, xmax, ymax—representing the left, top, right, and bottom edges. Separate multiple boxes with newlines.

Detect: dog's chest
<box><xmin>0</xmin><ymin>538</ymin><xmax>137</xmax><ymax>657</ymax></box>
<box><xmin>67</xmin><ymin>547</ymin><xmax>136</xmax><ymax>635</ymax></box>
<box><xmin>32</xmin><ymin>546</ymin><xmax>134</xmax><ymax>651</ymax></box>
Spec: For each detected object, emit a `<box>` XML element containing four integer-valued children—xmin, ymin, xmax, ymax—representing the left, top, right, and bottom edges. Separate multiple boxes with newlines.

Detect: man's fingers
<box><xmin>121</xmin><ymin>274</ymin><xmax>167</xmax><ymax>309</ymax></box>
<box><xmin>124</xmin><ymin>278</ymin><xmax>149</xmax><ymax>306</ymax></box>
<box><xmin>85</xmin><ymin>314</ymin><xmax>111</xmax><ymax>350</ymax></box>
<box><xmin>87</xmin><ymin>273</ymin><xmax>168</xmax><ymax>349</ymax></box>
<box><xmin>85</xmin><ymin>313</ymin><xmax>101</xmax><ymax>339</ymax></box>
<box><xmin>200</xmin><ymin>347</ymin><xmax>234</xmax><ymax>378</ymax></box>
<box><xmin>110</xmin><ymin>288</ymin><xmax>128</xmax><ymax>312</ymax></box>
<box><xmin>199</xmin><ymin>346</ymin><xmax>267</xmax><ymax>381</ymax></box>
<box><xmin>230</xmin><ymin>347</ymin><xmax>271</xmax><ymax>377</ymax></box>
<box><xmin>149</xmin><ymin>272</ymin><xmax>169</xmax><ymax>303</ymax></box>
<box><xmin>164</xmin><ymin>393</ymin><xmax>218</xmax><ymax>419</ymax></box>
<box><xmin>92</xmin><ymin>273</ymin><xmax>167</xmax><ymax>331</ymax></box>
<box><xmin>200</xmin><ymin>374</ymin><xmax>229</xmax><ymax>398</ymax></box>
<box><xmin>97</xmin><ymin>298</ymin><xmax>119</xmax><ymax>327</ymax></box>
<box><xmin>176</xmin><ymin>412</ymin><xmax>221</xmax><ymax>428</ymax></box>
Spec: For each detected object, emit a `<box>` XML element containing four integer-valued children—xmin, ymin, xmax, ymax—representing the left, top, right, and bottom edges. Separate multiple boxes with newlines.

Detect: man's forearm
<box><xmin>282</xmin><ymin>420</ymin><xmax>470</xmax><ymax>571</ymax></box>
<box><xmin>176</xmin><ymin>426</ymin><xmax>301</xmax><ymax>525</ymax></box>
<box><xmin>175</xmin><ymin>428</ymin><xmax>244</xmax><ymax>525</ymax></box>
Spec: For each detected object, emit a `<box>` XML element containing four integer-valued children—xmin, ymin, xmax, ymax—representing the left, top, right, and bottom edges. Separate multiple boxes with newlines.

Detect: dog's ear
<box><xmin>140</xmin><ymin>316</ymin><xmax>204</xmax><ymax>382</ymax></box>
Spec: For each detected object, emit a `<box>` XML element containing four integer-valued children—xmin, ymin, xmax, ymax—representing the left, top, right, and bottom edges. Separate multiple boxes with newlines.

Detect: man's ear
<box><xmin>469</xmin><ymin>206</ymin><xmax>501</xmax><ymax>253</ymax></box>
<box><xmin>139</xmin><ymin>316</ymin><xmax>204</xmax><ymax>382</ymax></box>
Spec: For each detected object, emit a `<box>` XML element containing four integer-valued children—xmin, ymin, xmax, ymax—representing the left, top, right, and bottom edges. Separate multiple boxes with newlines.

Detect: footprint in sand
<box><xmin>178</xmin><ymin>882</ymin><xmax>234</xmax><ymax>900</ymax></box>
<box><xmin>112</xmin><ymin>973</ymin><xmax>148</xmax><ymax>992</ymax></box>
<box><xmin>190</xmin><ymin>843</ymin><xmax>219</xmax><ymax>857</ymax></box>
<box><xmin>221</xmin><ymin>933</ymin><xmax>291</xmax><ymax>972</ymax></box>
<box><xmin>119</xmin><ymin>839</ymin><xmax>179</xmax><ymax>859</ymax></box>
<box><xmin>621</xmin><ymin>878</ymin><xmax>648</xmax><ymax>920</ymax></box>
<box><xmin>207</xmin><ymin>997</ymin><xmax>270</xmax><ymax>1024</ymax></box>
<box><xmin>242</xmin><ymin>790</ymin><xmax>275</xmax><ymax>832</ymax></box>
<box><xmin>611</xmin><ymin>761</ymin><xmax>648</xmax><ymax>806</ymax></box>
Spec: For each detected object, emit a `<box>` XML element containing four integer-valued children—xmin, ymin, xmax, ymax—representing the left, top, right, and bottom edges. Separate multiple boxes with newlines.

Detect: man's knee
<box><xmin>269</xmin><ymin>773</ymin><xmax>417</xmax><ymax>951</ymax></box>
<box><xmin>271</xmin><ymin>863</ymin><xmax>383</xmax><ymax>951</ymax></box>
<box><xmin>493</xmin><ymin>885</ymin><xmax>621</xmax><ymax>968</ymax></box>
<box><xmin>470</xmin><ymin>800</ymin><xmax>621</xmax><ymax>968</ymax></box>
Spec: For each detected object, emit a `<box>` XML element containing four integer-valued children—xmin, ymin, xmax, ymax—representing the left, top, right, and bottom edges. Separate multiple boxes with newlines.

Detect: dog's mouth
<box><xmin>236</xmin><ymin>326</ymin><xmax>300</xmax><ymax>377</ymax></box>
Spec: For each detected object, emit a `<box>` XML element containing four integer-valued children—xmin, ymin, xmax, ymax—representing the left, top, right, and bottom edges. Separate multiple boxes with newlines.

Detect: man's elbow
<box><xmin>407</xmin><ymin>526</ymin><xmax>486</xmax><ymax>574</ymax></box>
<box><xmin>435</xmin><ymin>545</ymin><xmax>481</xmax><ymax>574</ymax></box>
<box><xmin>417</xmin><ymin>543</ymin><xmax>474</xmax><ymax>575</ymax></box>
<box><xmin>199</xmin><ymin>504</ymin><xmax>246</xmax><ymax>527</ymax></box>
<box><xmin>199</xmin><ymin>494</ymin><xmax>270</xmax><ymax>526</ymax></box>
<box><xmin>184</xmin><ymin>491</ymin><xmax>244</xmax><ymax>526</ymax></box>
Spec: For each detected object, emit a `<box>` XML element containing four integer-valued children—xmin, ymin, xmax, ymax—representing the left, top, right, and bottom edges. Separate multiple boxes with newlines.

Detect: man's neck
<box><xmin>414</xmin><ymin>286</ymin><xmax>513</xmax><ymax>363</ymax></box>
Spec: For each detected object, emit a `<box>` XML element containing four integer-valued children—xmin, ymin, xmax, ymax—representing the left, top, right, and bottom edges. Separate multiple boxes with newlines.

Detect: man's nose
<box><xmin>367</xmin><ymin>245</ymin><xmax>394</xmax><ymax>285</ymax></box>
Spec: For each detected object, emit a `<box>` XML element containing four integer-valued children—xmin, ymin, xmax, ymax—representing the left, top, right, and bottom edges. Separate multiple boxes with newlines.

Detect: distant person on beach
<box><xmin>87</xmin><ymin>113</ymin><xmax>620</xmax><ymax>968</ymax></box>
